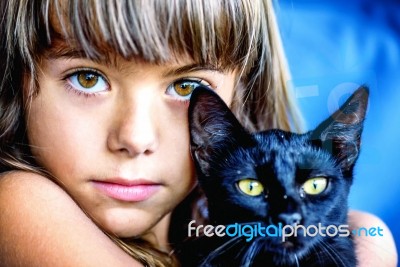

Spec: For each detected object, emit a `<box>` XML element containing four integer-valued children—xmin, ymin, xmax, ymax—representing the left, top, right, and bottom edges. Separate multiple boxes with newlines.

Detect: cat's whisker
<box><xmin>320</xmin><ymin>240</ymin><xmax>346</xmax><ymax>267</ymax></box>
<box><xmin>317</xmin><ymin>241</ymin><xmax>338</xmax><ymax>266</ymax></box>
<box><xmin>325</xmin><ymin>241</ymin><xmax>348</xmax><ymax>267</ymax></box>
<box><xmin>242</xmin><ymin>239</ymin><xmax>262</xmax><ymax>267</ymax></box>
<box><xmin>200</xmin><ymin>234</ymin><xmax>243</xmax><ymax>265</ymax></box>
<box><xmin>234</xmin><ymin>222</ymin><xmax>266</xmax><ymax>266</ymax></box>
<box><xmin>294</xmin><ymin>253</ymin><xmax>300</xmax><ymax>267</ymax></box>
<box><xmin>311</xmin><ymin>244</ymin><xmax>323</xmax><ymax>266</ymax></box>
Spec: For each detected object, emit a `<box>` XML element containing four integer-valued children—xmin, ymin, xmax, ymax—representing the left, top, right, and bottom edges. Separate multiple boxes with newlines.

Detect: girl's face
<box><xmin>26</xmin><ymin>43</ymin><xmax>236</xmax><ymax>239</ymax></box>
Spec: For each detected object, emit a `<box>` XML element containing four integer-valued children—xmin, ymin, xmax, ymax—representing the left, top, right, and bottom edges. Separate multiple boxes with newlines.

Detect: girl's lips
<box><xmin>92</xmin><ymin>179</ymin><xmax>161</xmax><ymax>202</ymax></box>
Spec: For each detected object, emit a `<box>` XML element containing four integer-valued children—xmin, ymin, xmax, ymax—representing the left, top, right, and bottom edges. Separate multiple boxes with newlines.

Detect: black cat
<box><xmin>177</xmin><ymin>86</ymin><xmax>369</xmax><ymax>266</ymax></box>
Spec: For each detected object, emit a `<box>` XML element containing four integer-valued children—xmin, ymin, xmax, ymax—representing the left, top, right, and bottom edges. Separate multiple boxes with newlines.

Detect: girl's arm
<box><xmin>0</xmin><ymin>171</ymin><xmax>142</xmax><ymax>267</ymax></box>
<box><xmin>349</xmin><ymin>210</ymin><xmax>398</xmax><ymax>267</ymax></box>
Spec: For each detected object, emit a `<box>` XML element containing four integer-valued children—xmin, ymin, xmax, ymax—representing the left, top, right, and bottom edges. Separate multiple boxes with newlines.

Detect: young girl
<box><xmin>0</xmin><ymin>0</ymin><xmax>396</xmax><ymax>266</ymax></box>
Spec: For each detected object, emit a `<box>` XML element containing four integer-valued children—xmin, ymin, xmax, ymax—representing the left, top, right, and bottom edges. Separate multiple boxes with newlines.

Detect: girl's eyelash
<box><xmin>62</xmin><ymin>67</ymin><xmax>106</xmax><ymax>81</ymax></box>
<box><xmin>63</xmin><ymin>83</ymin><xmax>100</xmax><ymax>98</ymax></box>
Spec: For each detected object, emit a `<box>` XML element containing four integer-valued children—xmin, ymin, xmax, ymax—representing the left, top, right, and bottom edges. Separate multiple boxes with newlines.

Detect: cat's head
<box><xmin>188</xmin><ymin>85</ymin><xmax>368</xmax><ymax>259</ymax></box>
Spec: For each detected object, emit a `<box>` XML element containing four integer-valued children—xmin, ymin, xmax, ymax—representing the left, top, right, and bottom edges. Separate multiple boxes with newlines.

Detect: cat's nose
<box><xmin>278</xmin><ymin>212</ymin><xmax>302</xmax><ymax>226</ymax></box>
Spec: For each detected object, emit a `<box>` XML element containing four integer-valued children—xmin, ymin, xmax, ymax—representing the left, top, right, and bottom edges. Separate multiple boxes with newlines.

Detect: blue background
<box><xmin>277</xmin><ymin>0</ymin><xmax>400</xmax><ymax>260</ymax></box>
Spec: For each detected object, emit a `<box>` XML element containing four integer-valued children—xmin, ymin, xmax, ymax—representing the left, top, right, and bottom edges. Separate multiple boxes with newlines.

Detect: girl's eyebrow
<box><xmin>42</xmin><ymin>36</ymin><xmax>87</xmax><ymax>59</ymax></box>
<box><xmin>45</xmin><ymin>45</ymin><xmax>122</xmax><ymax>69</ymax></box>
<box><xmin>45</xmin><ymin>45</ymin><xmax>86</xmax><ymax>59</ymax></box>
<box><xmin>162</xmin><ymin>64</ymin><xmax>224</xmax><ymax>77</ymax></box>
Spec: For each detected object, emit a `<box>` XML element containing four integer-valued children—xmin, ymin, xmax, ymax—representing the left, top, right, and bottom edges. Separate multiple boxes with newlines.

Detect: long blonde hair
<box><xmin>0</xmin><ymin>0</ymin><xmax>302</xmax><ymax>266</ymax></box>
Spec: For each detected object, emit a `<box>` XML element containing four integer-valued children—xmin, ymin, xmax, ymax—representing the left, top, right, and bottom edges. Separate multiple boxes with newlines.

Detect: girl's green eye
<box><xmin>77</xmin><ymin>72</ymin><xmax>99</xmax><ymax>88</ymax></box>
<box><xmin>237</xmin><ymin>179</ymin><xmax>264</xmax><ymax>196</ymax></box>
<box><xmin>302</xmin><ymin>177</ymin><xmax>328</xmax><ymax>195</ymax></box>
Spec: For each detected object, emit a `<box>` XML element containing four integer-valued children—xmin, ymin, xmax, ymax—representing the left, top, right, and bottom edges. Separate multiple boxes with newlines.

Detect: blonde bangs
<box><xmin>42</xmin><ymin>0</ymin><xmax>265</xmax><ymax>72</ymax></box>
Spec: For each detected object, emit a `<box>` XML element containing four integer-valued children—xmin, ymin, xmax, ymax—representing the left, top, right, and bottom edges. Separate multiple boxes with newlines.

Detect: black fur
<box><xmin>177</xmin><ymin>86</ymin><xmax>368</xmax><ymax>267</ymax></box>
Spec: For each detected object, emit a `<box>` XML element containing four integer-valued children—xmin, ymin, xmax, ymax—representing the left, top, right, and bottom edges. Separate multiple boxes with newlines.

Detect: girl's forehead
<box><xmin>43</xmin><ymin>36</ymin><xmax>217</xmax><ymax>73</ymax></box>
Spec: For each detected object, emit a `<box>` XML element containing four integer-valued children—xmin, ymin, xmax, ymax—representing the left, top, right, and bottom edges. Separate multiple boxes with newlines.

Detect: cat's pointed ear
<box><xmin>311</xmin><ymin>86</ymin><xmax>369</xmax><ymax>173</ymax></box>
<box><xmin>189</xmin><ymin>86</ymin><xmax>251</xmax><ymax>174</ymax></box>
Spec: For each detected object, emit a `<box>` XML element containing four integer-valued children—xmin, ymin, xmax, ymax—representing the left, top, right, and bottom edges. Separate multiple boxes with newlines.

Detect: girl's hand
<box><xmin>349</xmin><ymin>210</ymin><xmax>398</xmax><ymax>267</ymax></box>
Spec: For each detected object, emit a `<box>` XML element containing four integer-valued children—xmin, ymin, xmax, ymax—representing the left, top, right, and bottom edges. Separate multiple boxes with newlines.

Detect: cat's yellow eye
<box><xmin>237</xmin><ymin>179</ymin><xmax>264</xmax><ymax>196</ymax></box>
<box><xmin>302</xmin><ymin>177</ymin><xmax>328</xmax><ymax>195</ymax></box>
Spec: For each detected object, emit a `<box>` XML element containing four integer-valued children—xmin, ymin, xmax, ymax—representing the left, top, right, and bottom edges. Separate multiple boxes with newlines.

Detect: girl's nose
<box><xmin>107</xmin><ymin>91</ymin><xmax>158</xmax><ymax>157</ymax></box>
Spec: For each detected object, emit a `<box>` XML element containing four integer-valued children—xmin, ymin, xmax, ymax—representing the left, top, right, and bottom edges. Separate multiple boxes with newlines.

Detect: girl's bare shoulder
<box><xmin>0</xmin><ymin>171</ymin><xmax>142</xmax><ymax>267</ymax></box>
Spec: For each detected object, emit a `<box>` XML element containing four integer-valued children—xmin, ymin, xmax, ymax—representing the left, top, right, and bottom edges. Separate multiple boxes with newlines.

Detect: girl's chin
<box><xmin>94</xmin><ymin>211</ymin><xmax>157</xmax><ymax>238</ymax></box>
